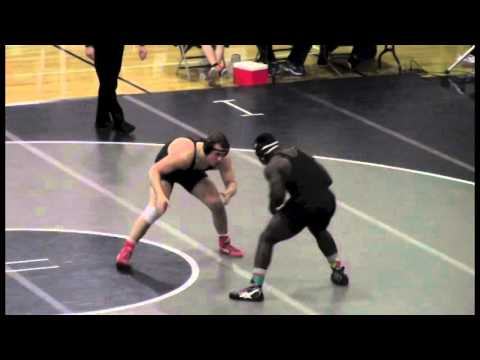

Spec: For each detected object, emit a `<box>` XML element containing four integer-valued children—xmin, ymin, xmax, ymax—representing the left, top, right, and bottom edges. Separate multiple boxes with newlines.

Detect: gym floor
<box><xmin>5</xmin><ymin>45</ymin><xmax>475</xmax><ymax>315</ymax></box>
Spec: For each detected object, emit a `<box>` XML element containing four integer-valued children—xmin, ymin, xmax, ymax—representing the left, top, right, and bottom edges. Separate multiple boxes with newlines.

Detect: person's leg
<box><xmin>308</xmin><ymin>223</ymin><xmax>338</xmax><ymax>263</ymax></box>
<box><xmin>103</xmin><ymin>45</ymin><xmax>135</xmax><ymax>134</ymax></box>
<box><xmin>283</xmin><ymin>44</ymin><xmax>311</xmax><ymax>76</ymax></box>
<box><xmin>215</xmin><ymin>45</ymin><xmax>233</xmax><ymax>77</ymax></box>
<box><xmin>202</xmin><ymin>45</ymin><xmax>224</xmax><ymax>86</ymax></box>
<box><xmin>288</xmin><ymin>44</ymin><xmax>312</xmax><ymax>66</ymax></box>
<box><xmin>307</xmin><ymin>209</ymin><xmax>348</xmax><ymax>286</ymax></box>
<box><xmin>96</xmin><ymin>46</ymin><xmax>123</xmax><ymax>118</ymax></box>
<box><xmin>252</xmin><ymin>211</ymin><xmax>305</xmax><ymax>284</ymax></box>
<box><xmin>116</xmin><ymin>181</ymin><xmax>173</xmax><ymax>270</ymax></box>
<box><xmin>190</xmin><ymin>177</ymin><xmax>244</xmax><ymax>257</ymax></box>
<box><xmin>214</xmin><ymin>45</ymin><xmax>225</xmax><ymax>68</ymax></box>
<box><xmin>201</xmin><ymin>45</ymin><xmax>219</xmax><ymax>66</ymax></box>
<box><xmin>93</xmin><ymin>47</ymin><xmax>112</xmax><ymax>128</ymax></box>
<box><xmin>128</xmin><ymin>183</ymin><xmax>172</xmax><ymax>243</ymax></box>
<box><xmin>229</xmin><ymin>203</ymin><xmax>306</xmax><ymax>302</ymax></box>
<box><xmin>109</xmin><ymin>46</ymin><xmax>124</xmax><ymax>121</ymax></box>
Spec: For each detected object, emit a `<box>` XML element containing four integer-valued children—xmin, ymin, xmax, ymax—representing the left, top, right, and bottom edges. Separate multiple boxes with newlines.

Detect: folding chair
<box><xmin>445</xmin><ymin>45</ymin><xmax>475</xmax><ymax>74</ymax></box>
<box><xmin>319</xmin><ymin>45</ymin><xmax>401</xmax><ymax>76</ymax></box>
<box><xmin>255</xmin><ymin>46</ymin><xmax>293</xmax><ymax>62</ymax></box>
<box><xmin>175</xmin><ymin>45</ymin><xmax>209</xmax><ymax>80</ymax></box>
<box><xmin>378</xmin><ymin>45</ymin><xmax>402</xmax><ymax>74</ymax></box>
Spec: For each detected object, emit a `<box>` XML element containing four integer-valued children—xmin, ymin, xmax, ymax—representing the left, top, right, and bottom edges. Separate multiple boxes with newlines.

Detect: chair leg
<box><xmin>445</xmin><ymin>45</ymin><xmax>475</xmax><ymax>74</ymax></box>
<box><xmin>180</xmin><ymin>45</ymin><xmax>192</xmax><ymax>81</ymax></box>
<box><xmin>378</xmin><ymin>45</ymin><xmax>402</xmax><ymax>74</ymax></box>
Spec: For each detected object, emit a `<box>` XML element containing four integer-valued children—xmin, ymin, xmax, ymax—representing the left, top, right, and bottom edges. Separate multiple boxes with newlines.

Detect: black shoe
<box><xmin>113</xmin><ymin>121</ymin><xmax>135</xmax><ymax>134</ymax></box>
<box><xmin>281</xmin><ymin>61</ymin><xmax>306</xmax><ymax>76</ymax></box>
<box><xmin>95</xmin><ymin>119</ymin><xmax>112</xmax><ymax>129</ymax></box>
<box><xmin>229</xmin><ymin>284</ymin><xmax>264</xmax><ymax>302</ymax></box>
<box><xmin>331</xmin><ymin>266</ymin><xmax>349</xmax><ymax>286</ymax></box>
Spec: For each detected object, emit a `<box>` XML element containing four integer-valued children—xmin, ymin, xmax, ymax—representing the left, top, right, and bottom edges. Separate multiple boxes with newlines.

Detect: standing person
<box><xmin>116</xmin><ymin>131</ymin><xmax>245</xmax><ymax>271</ymax></box>
<box><xmin>85</xmin><ymin>44</ymin><xmax>147</xmax><ymax>134</ymax></box>
<box><xmin>229</xmin><ymin>133</ymin><xmax>348</xmax><ymax>302</ymax></box>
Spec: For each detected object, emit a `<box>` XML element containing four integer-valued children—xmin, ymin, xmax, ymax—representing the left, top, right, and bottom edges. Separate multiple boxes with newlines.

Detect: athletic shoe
<box><xmin>207</xmin><ymin>66</ymin><xmax>219</xmax><ymax>86</ymax></box>
<box><xmin>330</xmin><ymin>264</ymin><xmax>349</xmax><ymax>286</ymax></box>
<box><xmin>281</xmin><ymin>60</ymin><xmax>306</xmax><ymax>76</ymax></box>
<box><xmin>116</xmin><ymin>241</ymin><xmax>135</xmax><ymax>271</ymax></box>
<box><xmin>229</xmin><ymin>284</ymin><xmax>264</xmax><ymax>302</ymax></box>
<box><xmin>219</xmin><ymin>236</ymin><xmax>244</xmax><ymax>257</ymax></box>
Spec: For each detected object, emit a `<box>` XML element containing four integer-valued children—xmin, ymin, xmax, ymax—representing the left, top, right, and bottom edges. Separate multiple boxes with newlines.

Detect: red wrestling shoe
<box><xmin>219</xmin><ymin>235</ymin><xmax>244</xmax><ymax>257</ymax></box>
<box><xmin>116</xmin><ymin>240</ymin><xmax>135</xmax><ymax>271</ymax></box>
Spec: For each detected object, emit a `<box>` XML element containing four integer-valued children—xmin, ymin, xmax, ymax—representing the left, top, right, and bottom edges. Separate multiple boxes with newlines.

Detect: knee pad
<box><xmin>141</xmin><ymin>205</ymin><xmax>161</xmax><ymax>224</ymax></box>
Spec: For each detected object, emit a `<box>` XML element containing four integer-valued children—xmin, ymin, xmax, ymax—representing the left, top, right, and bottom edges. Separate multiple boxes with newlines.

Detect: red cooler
<box><xmin>233</xmin><ymin>61</ymin><xmax>268</xmax><ymax>86</ymax></box>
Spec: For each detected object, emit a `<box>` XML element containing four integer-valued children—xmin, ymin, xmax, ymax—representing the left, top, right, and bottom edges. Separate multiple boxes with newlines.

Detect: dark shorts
<box><xmin>154</xmin><ymin>144</ymin><xmax>207</xmax><ymax>193</ymax></box>
<box><xmin>280</xmin><ymin>196</ymin><xmax>336</xmax><ymax>234</ymax></box>
<box><xmin>162</xmin><ymin>169</ymin><xmax>207</xmax><ymax>193</ymax></box>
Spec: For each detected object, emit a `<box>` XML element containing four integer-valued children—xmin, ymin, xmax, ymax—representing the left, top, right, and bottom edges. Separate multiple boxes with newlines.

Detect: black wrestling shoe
<box><xmin>229</xmin><ymin>284</ymin><xmax>264</xmax><ymax>302</ymax></box>
<box><xmin>330</xmin><ymin>265</ymin><xmax>349</xmax><ymax>286</ymax></box>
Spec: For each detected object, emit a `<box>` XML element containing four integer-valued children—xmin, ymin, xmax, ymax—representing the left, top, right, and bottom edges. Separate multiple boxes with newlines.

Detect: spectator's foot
<box><xmin>113</xmin><ymin>121</ymin><xmax>135</xmax><ymax>134</ymax></box>
<box><xmin>207</xmin><ymin>66</ymin><xmax>219</xmax><ymax>86</ymax></box>
<box><xmin>281</xmin><ymin>60</ymin><xmax>306</xmax><ymax>76</ymax></box>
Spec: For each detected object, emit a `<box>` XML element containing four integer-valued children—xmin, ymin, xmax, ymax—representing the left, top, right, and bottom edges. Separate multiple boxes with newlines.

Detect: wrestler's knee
<box><xmin>205</xmin><ymin>196</ymin><xmax>224</xmax><ymax>212</ymax></box>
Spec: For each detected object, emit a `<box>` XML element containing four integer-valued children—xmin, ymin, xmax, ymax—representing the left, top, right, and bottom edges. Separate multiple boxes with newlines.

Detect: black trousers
<box><xmin>287</xmin><ymin>44</ymin><xmax>312</xmax><ymax>66</ymax></box>
<box><xmin>257</xmin><ymin>44</ymin><xmax>312</xmax><ymax>66</ymax></box>
<box><xmin>93</xmin><ymin>45</ymin><xmax>125</xmax><ymax>125</ymax></box>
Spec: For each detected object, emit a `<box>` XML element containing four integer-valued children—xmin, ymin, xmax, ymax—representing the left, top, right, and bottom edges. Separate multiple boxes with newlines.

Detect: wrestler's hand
<box><xmin>220</xmin><ymin>191</ymin><xmax>234</xmax><ymax>205</ymax></box>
